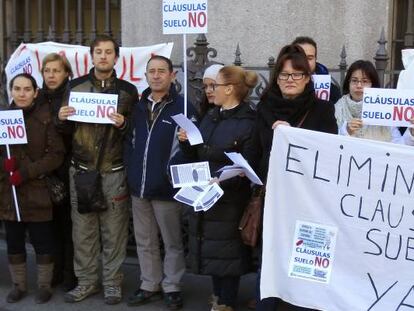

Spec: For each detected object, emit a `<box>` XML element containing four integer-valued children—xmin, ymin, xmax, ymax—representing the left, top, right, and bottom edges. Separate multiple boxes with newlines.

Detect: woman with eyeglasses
<box><xmin>335</xmin><ymin>60</ymin><xmax>402</xmax><ymax>141</ymax></box>
<box><xmin>254</xmin><ymin>44</ymin><xmax>337</xmax><ymax>311</ymax></box>
<box><xmin>178</xmin><ymin>65</ymin><xmax>258</xmax><ymax>311</ymax></box>
<box><xmin>200</xmin><ymin>64</ymin><xmax>224</xmax><ymax>118</ymax></box>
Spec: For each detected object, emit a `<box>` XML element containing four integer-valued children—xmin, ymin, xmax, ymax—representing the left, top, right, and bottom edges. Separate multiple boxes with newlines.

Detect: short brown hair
<box><xmin>261</xmin><ymin>44</ymin><xmax>310</xmax><ymax>100</ymax></box>
<box><xmin>41</xmin><ymin>53</ymin><xmax>73</xmax><ymax>78</ymax></box>
<box><xmin>90</xmin><ymin>35</ymin><xmax>120</xmax><ymax>58</ymax></box>
<box><xmin>218</xmin><ymin>66</ymin><xmax>258</xmax><ymax>101</ymax></box>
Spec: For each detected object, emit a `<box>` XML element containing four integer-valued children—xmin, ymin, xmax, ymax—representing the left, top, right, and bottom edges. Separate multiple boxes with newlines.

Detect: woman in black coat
<box><xmin>36</xmin><ymin>53</ymin><xmax>76</xmax><ymax>291</ymax></box>
<box><xmin>254</xmin><ymin>44</ymin><xmax>338</xmax><ymax>311</ymax></box>
<box><xmin>178</xmin><ymin>65</ymin><xmax>258</xmax><ymax>311</ymax></box>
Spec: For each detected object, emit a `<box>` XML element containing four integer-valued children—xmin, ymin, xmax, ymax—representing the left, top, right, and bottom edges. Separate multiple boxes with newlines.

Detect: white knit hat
<box><xmin>203</xmin><ymin>64</ymin><xmax>224</xmax><ymax>80</ymax></box>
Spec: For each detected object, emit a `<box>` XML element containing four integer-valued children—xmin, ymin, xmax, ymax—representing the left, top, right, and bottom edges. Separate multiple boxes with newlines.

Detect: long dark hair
<box><xmin>261</xmin><ymin>44</ymin><xmax>311</xmax><ymax>100</ymax></box>
<box><xmin>342</xmin><ymin>60</ymin><xmax>380</xmax><ymax>95</ymax></box>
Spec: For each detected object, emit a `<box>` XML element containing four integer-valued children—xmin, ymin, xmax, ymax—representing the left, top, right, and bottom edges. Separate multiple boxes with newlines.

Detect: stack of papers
<box><xmin>218</xmin><ymin>152</ymin><xmax>263</xmax><ymax>185</ymax></box>
<box><xmin>170</xmin><ymin>161</ymin><xmax>223</xmax><ymax>212</ymax></box>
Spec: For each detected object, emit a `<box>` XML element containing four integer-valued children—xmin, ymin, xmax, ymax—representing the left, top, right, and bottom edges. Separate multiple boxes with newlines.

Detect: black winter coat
<box><xmin>253</xmin><ymin>83</ymin><xmax>338</xmax><ymax>181</ymax></box>
<box><xmin>180</xmin><ymin>103</ymin><xmax>256</xmax><ymax>277</ymax></box>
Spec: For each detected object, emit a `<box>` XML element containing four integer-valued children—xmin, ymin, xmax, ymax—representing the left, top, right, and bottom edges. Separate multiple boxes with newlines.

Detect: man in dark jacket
<box><xmin>57</xmin><ymin>35</ymin><xmax>138</xmax><ymax>305</ymax></box>
<box><xmin>292</xmin><ymin>36</ymin><xmax>342</xmax><ymax>104</ymax></box>
<box><xmin>124</xmin><ymin>55</ymin><xmax>197</xmax><ymax>310</ymax></box>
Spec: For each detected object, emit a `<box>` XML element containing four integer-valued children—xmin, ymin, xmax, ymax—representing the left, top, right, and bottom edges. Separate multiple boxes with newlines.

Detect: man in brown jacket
<box><xmin>57</xmin><ymin>35</ymin><xmax>138</xmax><ymax>305</ymax></box>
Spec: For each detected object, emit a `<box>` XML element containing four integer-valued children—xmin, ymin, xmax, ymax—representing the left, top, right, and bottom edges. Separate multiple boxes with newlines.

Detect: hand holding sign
<box><xmin>346</xmin><ymin>118</ymin><xmax>363</xmax><ymax>135</ymax></box>
<box><xmin>58</xmin><ymin>106</ymin><xmax>76</xmax><ymax>121</ymax></box>
<box><xmin>108</xmin><ymin>112</ymin><xmax>125</xmax><ymax>128</ymax></box>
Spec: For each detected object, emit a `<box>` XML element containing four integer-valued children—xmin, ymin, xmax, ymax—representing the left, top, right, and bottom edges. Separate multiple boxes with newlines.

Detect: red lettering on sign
<box><xmin>119</xmin><ymin>56</ymin><xmax>127</xmax><ymax>80</ymax></box>
<box><xmin>189</xmin><ymin>12</ymin><xmax>206</xmax><ymax>27</ymax></box>
<box><xmin>393</xmin><ymin>106</ymin><xmax>414</xmax><ymax>121</ymax></box>
<box><xmin>75</xmin><ymin>52</ymin><xmax>89</xmax><ymax>77</ymax></box>
<box><xmin>314</xmin><ymin>257</ymin><xmax>330</xmax><ymax>268</ymax></box>
<box><xmin>7</xmin><ymin>125</ymin><xmax>25</xmax><ymax>139</ymax></box>
<box><xmin>129</xmin><ymin>55</ymin><xmax>141</xmax><ymax>82</ymax></box>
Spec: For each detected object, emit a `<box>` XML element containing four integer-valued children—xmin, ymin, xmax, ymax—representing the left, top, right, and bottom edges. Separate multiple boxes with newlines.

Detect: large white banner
<box><xmin>261</xmin><ymin>126</ymin><xmax>414</xmax><ymax>311</ymax></box>
<box><xmin>5</xmin><ymin>41</ymin><xmax>174</xmax><ymax>97</ymax></box>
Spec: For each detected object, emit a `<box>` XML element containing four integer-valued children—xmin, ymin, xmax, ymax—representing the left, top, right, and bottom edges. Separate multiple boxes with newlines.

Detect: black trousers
<box><xmin>212</xmin><ymin>275</ymin><xmax>240</xmax><ymax>308</ymax></box>
<box><xmin>52</xmin><ymin>201</ymin><xmax>74</xmax><ymax>277</ymax></box>
<box><xmin>4</xmin><ymin>220</ymin><xmax>54</xmax><ymax>255</ymax></box>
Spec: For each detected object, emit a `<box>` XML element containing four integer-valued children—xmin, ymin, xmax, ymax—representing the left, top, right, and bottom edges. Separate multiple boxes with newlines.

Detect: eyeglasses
<box><xmin>212</xmin><ymin>83</ymin><xmax>232</xmax><ymax>90</ymax></box>
<box><xmin>202</xmin><ymin>84</ymin><xmax>214</xmax><ymax>91</ymax></box>
<box><xmin>278</xmin><ymin>72</ymin><xmax>306</xmax><ymax>81</ymax></box>
<box><xmin>350</xmin><ymin>78</ymin><xmax>371</xmax><ymax>86</ymax></box>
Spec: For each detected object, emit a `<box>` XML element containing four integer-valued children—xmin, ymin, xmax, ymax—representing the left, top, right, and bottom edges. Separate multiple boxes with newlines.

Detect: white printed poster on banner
<box><xmin>5</xmin><ymin>41</ymin><xmax>174</xmax><ymax>99</ymax></box>
<box><xmin>288</xmin><ymin>221</ymin><xmax>337</xmax><ymax>284</ymax></box>
<box><xmin>0</xmin><ymin>110</ymin><xmax>27</xmax><ymax>145</ymax></box>
<box><xmin>170</xmin><ymin>161</ymin><xmax>211</xmax><ymax>188</ymax></box>
<box><xmin>261</xmin><ymin>125</ymin><xmax>414</xmax><ymax>311</ymax></box>
<box><xmin>67</xmin><ymin>92</ymin><xmax>118</xmax><ymax>124</ymax></box>
<box><xmin>312</xmin><ymin>74</ymin><xmax>331</xmax><ymax>101</ymax></box>
<box><xmin>362</xmin><ymin>87</ymin><xmax>414</xmax><ymax>127</ymax></box>
<box><xmin>162</xmin><ymin>0</ymin><xmax>208</xmax><ymax>34</ymax></box>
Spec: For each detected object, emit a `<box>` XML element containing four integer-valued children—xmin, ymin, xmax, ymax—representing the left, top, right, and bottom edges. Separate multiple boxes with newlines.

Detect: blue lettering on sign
<box><xmin>163</xmin><ymin>19</ymin><xmax>188</xmax><ymax>27</ymax></box>
<box><xmin>364</xmin><ymin>96</ymin><xmax>414</xmax><ymax>106</ymax></box>
<box><xmin>10</xmin><ymin>57</ymin><xmax>31</xmax><ymax>75</ymax></box>
<box><xmin>0</xmin><ymin>117</ymin><xmax>24</xmax><ymax>126</ymax></box>
<box><xmin>163</xmin><ymin>2</ymin><xmax>207</xmax><ymax>12</ymax></box>
<box><xmin>71</xmin><ymin>97</ymin><xmax>117</xmax><ymax>105</ymax></box>
<box><xmin>362</xmin><ymin>111</ymin><xmax>392</xmax><ymax>120</ymax></box>
<box><xmin>74</xmin><ymin>109</ymin><xmax>96</xmax><ymax>117</ymax></box>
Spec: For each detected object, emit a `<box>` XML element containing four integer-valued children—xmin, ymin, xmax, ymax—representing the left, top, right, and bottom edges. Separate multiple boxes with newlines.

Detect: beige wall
<box><xmin>122</xmin><ymin>0</ymin><xmax>390</xmax><ymax>70</ymax></box>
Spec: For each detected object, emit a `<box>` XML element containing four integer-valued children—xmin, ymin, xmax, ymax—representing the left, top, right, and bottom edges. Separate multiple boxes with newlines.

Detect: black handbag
<box><xmin>73</xmin><ymin>126</ymin><xmax>110</xmax><ymax>214</ymax></box>
<box><xmin>73</xmin><ymin>169</ymin><xmax>106</xmax><ymax>214</ymax></box>
<box><xmin>45</xmin><ymin>174</ymin><xmax>68</xmax><ymax>206</ymax></box>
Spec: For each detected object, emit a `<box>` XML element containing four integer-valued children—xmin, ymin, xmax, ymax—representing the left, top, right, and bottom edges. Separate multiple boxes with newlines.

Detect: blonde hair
<box><xmin>41</xmin><ymin>53</ymin><xmax>73</xmax><ymax>78</ymax></box>
<box><xmin>218</xmin><ymin>66</ymin><xmax>258</xmax><ymax>101</ymax></box>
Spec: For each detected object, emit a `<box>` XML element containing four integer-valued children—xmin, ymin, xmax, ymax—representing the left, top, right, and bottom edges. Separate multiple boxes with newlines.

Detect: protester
<box><xmin>292</xmin><ymin>36</ymin><xmax>341</xmax><ymax>103</ymax></box>
<box><xmin>254</xmin><ymin>44</ymin><xmax>338</xmax><ymax>311</ymax></box>
<box><xmin>199</xmin><ymin>64</ymin><xmax>224</xmax><ymax>118</ymax></box>
<box><xmin>37</xmin><ymin>53</ymin><xmax>77</xmax><ymax>291</ymax></box>
<box><xmin>0</xmin><ymin>73</ymin><xmax>65</xmax><ymax>304</ymax></box>
<box><xmin>57</xmin><ymin>35</ymin><xmax>138</xmax><ymax>304</ymax></box>
<box><xmin>335</xmin><ymin>60</ymin><xmax>403</xmax><ymax>142</ymax></box>
<box><xmin>124</xmin><ymin>55</ymin><xmax>198</xmax><ymax>310</ymax></box>
<box><xmin>177</xmin><ymin>65</ymin><xmax>258</xmax><ymax>311</ymax></box>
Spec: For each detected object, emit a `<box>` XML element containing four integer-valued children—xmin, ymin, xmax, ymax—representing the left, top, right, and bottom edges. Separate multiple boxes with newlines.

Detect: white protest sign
<box><xmin>312</xmin><ymin>74</ymin><xmax>331</xmax><ymax>101</ymax></box>
<box><xmin>5</xmin><ymin>41</ymin><xmax>174</xmax><ymax>99</ymax></box>
<box><xmin>67</xmin><ymin>92</ymin><xmax>118</xmax><ymax>124</ymax></box>
<box><xmin>162</xmin><ymin>0</ymin><xmax>208</xmax><ymax>34</ymax></box>
<box><xmin>0</xmin><ymin>110</ymin><xmax>27</xmax><ymax>145</ymax></box>
<box><xmin>261</xmin><ymin>125</ymin><xmax>414</xmax><ymax>310</ymax></box>
<box><xmin>362</xmin><ymin>87</ymin><xmax>414</xmax><ymax>127</ymax></box>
